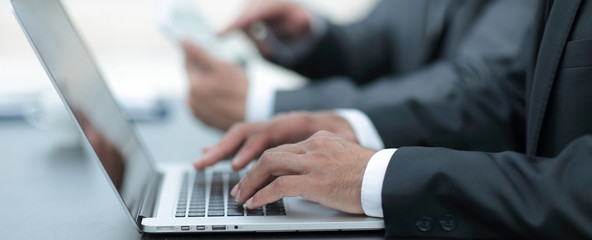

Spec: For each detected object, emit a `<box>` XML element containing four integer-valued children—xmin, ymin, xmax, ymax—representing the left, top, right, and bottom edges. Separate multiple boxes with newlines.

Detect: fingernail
<box><xmin>193</xmin><ymin>160</ymin><xmax>203</xmax><ymax>169</ymax></box>
<box><xmin>246</xmin><ymin>198</ymin><xmax>253</xmax><ymax>208</ymax></box>
<box><xmin>236</xmin><ymin>189</ymin><xmax>241</xmax><ymax>201</ymax></box>
<box><xmin>202</xmin><ymin>146</ymin><xmax>212</xmax><ymax>153</ymax></box>
<box><xmin>231</xmin><ymin>184</ymin><xmax>238</xmax><ymax>197</ymax></box>
<box><xmin>231</xmin><ymin>156</ymin><xmax>240</xmax><ymax>166</ymax></box>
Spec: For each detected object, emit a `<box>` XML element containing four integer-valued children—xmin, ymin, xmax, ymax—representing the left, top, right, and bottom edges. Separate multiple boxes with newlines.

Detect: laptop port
<box><xmin>212</xmin><ymin>225</ymin><xmax>226</xmax><ymax>231</ymax></box>
<box><xmin>196</xmin><ymin>225</ymin><xmax>206</xmax><ymax>231</ymax></box>
<box><xmin>180</xmin><ymin>226</ymin><xmax>190</xmax><ymax>231</ymax></box>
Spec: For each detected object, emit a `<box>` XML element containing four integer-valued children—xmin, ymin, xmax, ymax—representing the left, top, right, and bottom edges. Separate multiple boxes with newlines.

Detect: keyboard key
<box><xmin>267</xmin><ymin>206</ymin><xmax>285</xmax><ymax>211</ymax></box>
<box><xmin>227</xmin><ymin>211</ymin><xmax>245</xmax><ymax>216</ymax></box>
<box><xmin>267</xmin><ymin>200</ymin><xmax>284</xmax><ymax>206</ymax></box>
<box><xmin>227</xmin><ymin>206</ymin><xmax>241</xmax><ymax>210</ymax></box>
<box><xmin>178</xmin><ymin>171</ymin><xmax>289</xmax><ymax>219</ymax></box>
<box><xmin>265</xmin><ymin>210</ymin><xmax>286</xmax><ymax>216</ymax></box>
<box><xmin>247</xmin><ymin>207</ymin><xmax>264</xmax><ymax>216</ymax></box>
<box><xmin>208</xmin><ymin>212</ymin><xmax>225</xmax><ymax>217</ymax></box>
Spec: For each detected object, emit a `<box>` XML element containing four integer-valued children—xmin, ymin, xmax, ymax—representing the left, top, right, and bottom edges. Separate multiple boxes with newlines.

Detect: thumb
<box><xmin>245</xmin><ymin>29</ymin><xmax>272</xmax><ymax>58</ymax></box>
<box><xmin>181</xmin><ymin>39</ymin><xmax>217</xmax><ymax>70</ymax></box>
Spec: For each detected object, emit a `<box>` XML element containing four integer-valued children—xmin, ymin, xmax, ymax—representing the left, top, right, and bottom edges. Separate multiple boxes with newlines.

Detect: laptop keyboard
<box><xmin>175</xmin><ymin>171</ymin><xmax>286</xmax><ymax>218</ymax></box>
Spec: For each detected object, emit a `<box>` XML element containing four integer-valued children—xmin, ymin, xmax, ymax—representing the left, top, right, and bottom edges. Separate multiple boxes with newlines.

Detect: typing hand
<box><xmin>231</xmin><ymin>131</ymin><xmax>375</xmax><ymax>214</ymax></box>
<box><xmin>194</xmin><ymin>111</ymin><xmax>358</xmax><ymax>170</ymax></box>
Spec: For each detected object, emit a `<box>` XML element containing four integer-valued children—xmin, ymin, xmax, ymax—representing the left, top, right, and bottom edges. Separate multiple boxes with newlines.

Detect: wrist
<box><xmin>310</xmin><ymin>111</ymin><xmax>357</xmax><ymax>144</ymax></box>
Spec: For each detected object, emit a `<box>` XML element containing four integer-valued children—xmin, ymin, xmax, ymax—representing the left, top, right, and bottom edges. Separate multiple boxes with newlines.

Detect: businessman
<box><xmin>196</xmin><ymin>0</ymin><xmax>592</xmax><ymax>238</ymax></box>
<box><xmin>184</xmin><ymin>0</ymin><xmax>536</xmax><ymax>135</ymax></box>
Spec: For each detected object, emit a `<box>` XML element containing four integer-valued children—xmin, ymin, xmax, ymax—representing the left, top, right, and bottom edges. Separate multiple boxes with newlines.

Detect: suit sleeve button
<box><xmin>416</xmin><ymin>217</ymin><xmax>433</xmax><ymax>232</ymax></box>
<box><xmin>439</xmin><ymin>215</ymin><xmax>457</xmax><ymax>231</ymax></box>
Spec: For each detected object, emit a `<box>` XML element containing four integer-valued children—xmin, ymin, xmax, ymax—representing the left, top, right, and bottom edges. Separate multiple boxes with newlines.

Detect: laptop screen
<box><xmin>12</xmin><ymin>0</ymin><xmax>158</xmax><ymax>220</ymax></box>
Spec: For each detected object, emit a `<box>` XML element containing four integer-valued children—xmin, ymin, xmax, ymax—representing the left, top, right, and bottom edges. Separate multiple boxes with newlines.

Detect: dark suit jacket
<box><xmin>273</xmin><ymin>0</ymin><xmax>536</xmax><ymax>141</ymax></box>
<box><xmin>380</xmin><ymin>0</ymin><xmax>592</xmax><ymax>238</ymax></box>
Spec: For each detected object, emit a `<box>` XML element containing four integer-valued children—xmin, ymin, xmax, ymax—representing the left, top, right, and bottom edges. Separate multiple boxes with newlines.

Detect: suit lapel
<box><xmin>526</xmin><ymin>0</ymin><xmax>581</xmax><ymax>155</ymax></box>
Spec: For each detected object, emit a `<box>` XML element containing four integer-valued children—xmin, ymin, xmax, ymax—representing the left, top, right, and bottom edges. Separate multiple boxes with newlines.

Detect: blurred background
<box><xmin>0</xmin><ymin>0</ymin><xmax>376</xmax><ymax>123</ymax></box>
<box><xmin>0</xmin><ymin>2</ymin><xmax>381</xmax><ymax>237</ymax></box>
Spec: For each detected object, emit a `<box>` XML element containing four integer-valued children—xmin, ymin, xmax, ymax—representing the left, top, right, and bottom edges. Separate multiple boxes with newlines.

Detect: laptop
<box><xmin>11</xmin><ymin>0</ymin><xmax>384</xmax><ymax>233</ymax></box>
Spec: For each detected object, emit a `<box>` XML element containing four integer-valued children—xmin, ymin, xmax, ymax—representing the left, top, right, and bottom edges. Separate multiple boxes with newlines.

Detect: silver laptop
<box><xmin>11</xmin><ymin>0</ymin><xmax>384</xmax><ymax>233</ymax></box>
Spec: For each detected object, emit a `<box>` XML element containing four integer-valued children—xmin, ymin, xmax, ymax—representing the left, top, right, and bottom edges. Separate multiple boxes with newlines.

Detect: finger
<box><xmin>185</xmin><ymin>63</ymin><xmax>208</xmax><ymax>85</ymax></box>
<box><xmin>219</xmin><ymin>0</ymin><xmax>280</xmax><ymax>35</ymax></box>
<box><xmin>244</xmin><ymin>29</ymin><xmax>272</xmax><ymax>58</ymax></box>
<box><xmin>219</xmin><ymin>5</ymin><xmax>262</xmax><ymax>35</ymax></box>
<box><xmin>230</xmin><ymin>183</ymin><xmax>239</xmax><ymax>197</ymax></box>
<box><xmin>193</xmin><ymin>123</ymin><xmax>259</xmax><ymax>170</ymax></box>
<box><xmin>245</xmin><ymin>175</ymin><xmax>303</xmax><ymax>209</ymax></box>
<box><xmin>235</xmin><ymin>148</ymin><xmax>306</xmax><ymax>203</ymax></box>
<box><xmin>232</xmin><ymin>122</ymin><xmax>307</xmax><ymax>169</ymax></box>
<box><xmin>311</xmin><ymin>130</ymin><xmax>336</xmax><ymax>138</ymax></box>
<box><xmin>219</xmin><ymin>11</ymin><xmax>255</xmax><ymax>36</ymax></box>
<box><xmin>202</xmin><ymin>145</ymin><xmax>213</xmax><ymax>154</ymax></box>
<box><xmin>181</xmin><ymin>40</ymin><xmax>217</xmax><ymax>70</ymax></box>
<box><xmin>231</xmin><ymin>125</ymin><xmax>272</xmax><ymax>170</ymax></box>
<box><xmin>219</xmin><ymin>18</ymin><xmax>245</xmax><ymax>36</ymax></box>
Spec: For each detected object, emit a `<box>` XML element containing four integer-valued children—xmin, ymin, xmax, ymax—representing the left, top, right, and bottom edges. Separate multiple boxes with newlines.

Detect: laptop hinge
<box><xmin>135</xmin><ymin>172</ymin><xmax>163</xmax><ymax>231</ymax></box>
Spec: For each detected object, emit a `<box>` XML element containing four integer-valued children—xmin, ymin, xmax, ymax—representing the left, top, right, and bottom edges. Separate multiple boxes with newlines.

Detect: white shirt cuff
<box><xmin>262</xmin><ymin>10</ymin><xmax>328</xmax><ymax>66</ymax></box>
<box><xmin>361</xmin><ymin>148</ymin><xmax>396</xmax><ymax>218</ymax></box>
<box><xmin>245</xmin><ymin>75</ymin><xmax>276</xmax><ymax>122</ymax></box>
<box><xmin>334</xmin><ymin>109</ymin><xmax>384</xmax><ymax>150</ymax></box>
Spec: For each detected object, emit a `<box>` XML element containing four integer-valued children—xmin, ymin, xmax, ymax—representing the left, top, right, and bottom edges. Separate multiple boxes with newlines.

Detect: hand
<box><xmin>183</xmin><ymin>40</ymin><xmax>248</xmax><ymax>130</ymax></box>
<box><xmin>231</xmin><ymin>131</ymin><xmax>376</xmax><ymax>214</ymax></box>
<box><xmin>194</xmin><ymin>111</ymin><xmax>358</xmax><ymax>170</ymax></box>
<box><xmin>220</xmin><ymin>0</ymin><xmax>312</xmax><ymax>57</ymax></box>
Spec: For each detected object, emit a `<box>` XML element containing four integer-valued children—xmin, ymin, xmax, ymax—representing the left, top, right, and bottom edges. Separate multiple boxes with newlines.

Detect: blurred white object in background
<box><xmin>156</xmin><ymin>0</ymin><xmax>255</xmax><ymax>63</ymax></box>
<box><xmin>0</xmin><ymin>0</ymin><xmax>377</xmax><ymax>127</ymax></box>
<box><xmin>23</xmin><ymin>90</ymin><xmax>81</xmax><ymax>148</ymax></box>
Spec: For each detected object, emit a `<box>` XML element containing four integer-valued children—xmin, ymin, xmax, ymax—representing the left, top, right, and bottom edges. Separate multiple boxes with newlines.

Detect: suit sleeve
<box><xmin>272</xmin><ymin>0</ymin><xmax>394</xmax><ymax>84</ymax></box>
<box><xmin>363</xmin><ymin>0</ymin><xmax>541</xmax><ymax>152</ymax></box>
<box><xmin>382</xmin><ymin>136</ymin><xmax>592</xmax><ymax>239</ymax></box>
<box><xmin>274</xmin><ymin>0</ymin><xmax>537</xmax><ymax>119</ymax></box>
<box><xmin>365</xmin><ymin>60</ymin><xmax>527</xmax><ymax>152</ymax></box>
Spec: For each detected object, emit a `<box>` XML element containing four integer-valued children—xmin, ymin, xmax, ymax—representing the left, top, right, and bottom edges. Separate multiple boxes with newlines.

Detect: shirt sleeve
<box><xmin>361</xmin><ymin>148</ymin><xmax>397</xmax><ymax>218</ymax></box>
<box><xmin>333</xmin><ymin>108</ymin><xmax>384</xmax><ymax>150</ymax></box>
<box><xmin>245</xmin><ymin>73</ymin><xmax>276</xmax><ymax>122</ymax></box>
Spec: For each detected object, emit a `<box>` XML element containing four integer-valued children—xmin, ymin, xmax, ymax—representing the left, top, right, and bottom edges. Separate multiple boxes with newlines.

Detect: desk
<box><xmin>0</xmin><ymin>99</ymin><xmax>385</xmax><ymax>240</ymax></box>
